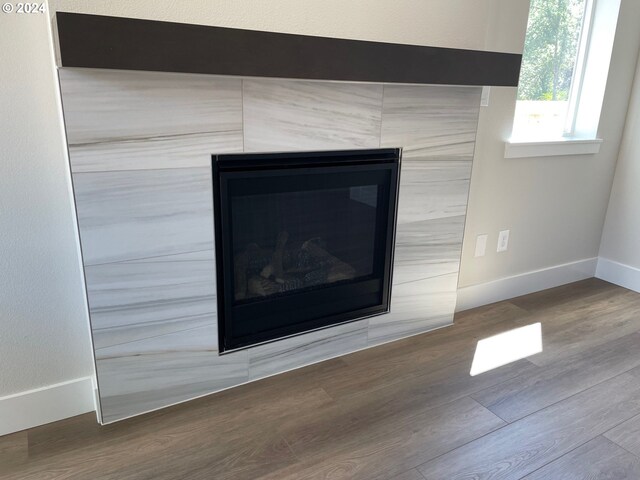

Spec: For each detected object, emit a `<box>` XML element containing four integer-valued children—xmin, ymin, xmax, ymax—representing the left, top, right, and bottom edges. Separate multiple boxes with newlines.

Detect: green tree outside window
<box><xmin>518</xmin><ymin>0</ymin><xmax>587</xmax><ymax>102</ymax></box>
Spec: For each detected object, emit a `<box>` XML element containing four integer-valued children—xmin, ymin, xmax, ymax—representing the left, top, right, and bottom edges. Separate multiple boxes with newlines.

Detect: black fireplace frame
<box><xmin>212</xmin><ymin>148</ymin><xmax>401</xmax><ymax>353</ymax></box>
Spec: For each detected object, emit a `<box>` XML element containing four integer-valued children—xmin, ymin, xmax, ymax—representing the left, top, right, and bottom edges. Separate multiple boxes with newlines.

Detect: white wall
<box><xmin>598</xmin><ymin>50</ymin><xmax>640</xmax><ymax>288</ymax></box>
<box><xmin>47</xmin><ymin>0</ymin><xmax>509</xmax><ymax>52</ymax></box>
<box><xmin>459</xmin><ymin>0</ymin><xmax>640</xmax><ymax>290</ymax></box>
<box><xmin>0</xmin><ymin>13</ymin><xmax>93</xmax><ymax>396</ymax></box>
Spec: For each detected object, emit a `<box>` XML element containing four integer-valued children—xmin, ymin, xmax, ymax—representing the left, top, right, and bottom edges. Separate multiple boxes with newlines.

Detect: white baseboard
<box><xmin>456</xmin><ymin>257</ymin><xmax>598</xmax><ymax>312</ymax></box>
<box><xmin>0</xmin><ymin>376</ymin><xmax>95</xmax><ymax>436</ymax></box>
<box><xmin>596</xmin><ymin>258</ymin><xmax>640</xmax><ymax>293</ymax></box>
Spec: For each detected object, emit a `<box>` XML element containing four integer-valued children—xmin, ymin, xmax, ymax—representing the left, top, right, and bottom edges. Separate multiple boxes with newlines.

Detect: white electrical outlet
<box><xmin>497</xmin><ymin>230</ymin><xmax>510</xmax><ymax>252</ymax></box>
<box><xmin>475</xmin><ymin>234</ymin><xmax>488</xmax><ymax>257</ymax></box>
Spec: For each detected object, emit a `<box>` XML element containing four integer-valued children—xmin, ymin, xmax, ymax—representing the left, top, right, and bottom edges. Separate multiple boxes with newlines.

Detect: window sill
<box><xmin>504</xmin><ymin>138</ymin><xmax>603</xmax><ymax>159</ymax></box>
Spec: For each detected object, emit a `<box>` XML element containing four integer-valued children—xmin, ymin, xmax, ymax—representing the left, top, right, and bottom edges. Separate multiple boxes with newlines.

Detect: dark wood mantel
<box><xmin>55</xmin><ymin>12</ymin><xmax>521</xmax><ymax>87</ymax></box>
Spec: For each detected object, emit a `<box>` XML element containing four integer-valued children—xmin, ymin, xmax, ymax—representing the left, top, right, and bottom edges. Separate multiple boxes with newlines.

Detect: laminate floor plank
<box><xmin>259</xmin><ymin>397</ymin><xmax>505</xmax><ymax>480</ymax></box>
<box><xmin>1</xmin><ymin>279</ymin><xmax>636</xmax><ymax>480</ymax></box>
<box><xmin>3</xmin><ymin>370</ymin><xmax>338</xmax><ymax>479</ymax></box>
<box><xmin>520</xmin><ymin>289</ymin><xmax>640</xmax><ymax>366</ymax></box>
<box><xmin>15</xmin><ymin>428</ymin><xmax>296</xmax><ymax>480</ymax></box>
<box><xmin>278</xmin><ymin>359</ymin><xmax>533</xmax><ymax>461</ymax></box>
<box><xmin>522</xmin><ymin>436</ymin><xmax>640</xmax><ymax>480</ymax></box>
<box><xmin>323</xmin><ymin>303</ymin><xmax>533</xmax><ymax>402</ymax></box>
<box><xmin>0</xmin><ymin>431</ymin><xmax>27</xmax><ymax>468</ymax></box>
<box><xmin>509</xmin><ymin>277</ymin><xmax>620</xmax><ymax>312</ymax></box>
<box><xmin>605</xmin><ymin>412</ymin><xmax>640</xmax><ymax>457</ymax></box>
<box><xmin>417</xmin><ymin>370</ymin><xmax>640</xmax><ymax>480</ymax></box>
<box><xmin>388</xmin><ymin>469</ymin><xmax>426</xmax><ymax>480</ymax></box>
<box><xmin>100</xmin><ymin>432</ymin><xmax>296</xmax><ymax>480</ymax></box>
<box><xmin>471</xmin><ymin>330</ymin><xmax>640</xmax><ymax>422</ymax></box>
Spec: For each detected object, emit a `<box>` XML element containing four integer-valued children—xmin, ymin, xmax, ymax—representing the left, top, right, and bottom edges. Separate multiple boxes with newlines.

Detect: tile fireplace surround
<box><xmin>54</xmin><ymin>13</ymin><xmax>519</xmax><ymax>423</ymax></box>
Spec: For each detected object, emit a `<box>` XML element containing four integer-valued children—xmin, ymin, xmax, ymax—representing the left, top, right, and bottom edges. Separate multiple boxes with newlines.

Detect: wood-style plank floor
<box><xmin>3</xmin><ymin>278</ymin><xmax>640</xmax><ymax>480</ymax></box>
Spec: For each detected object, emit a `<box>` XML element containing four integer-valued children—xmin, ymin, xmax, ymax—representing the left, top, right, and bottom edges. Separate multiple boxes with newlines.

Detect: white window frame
<box><xmin>563</xmin><ymin>0</ymin><xmax>595</xmax><ymax>137</ymax></box>
<box><xmin>505</xmin><ymin>0</ymin><xmax>621</xmax><ymax>158</ymax></box>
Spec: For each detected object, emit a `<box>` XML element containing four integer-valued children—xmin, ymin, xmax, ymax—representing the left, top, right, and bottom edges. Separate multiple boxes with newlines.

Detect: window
<box><xmin>507</xmin><ymin>0</ymin><xmax>622</xmax><ymax>157</ymax></box>
<box><xmin>513</xmin><ymin>0</ymin><xmax>592</xmax><ymax>139</ymax></box>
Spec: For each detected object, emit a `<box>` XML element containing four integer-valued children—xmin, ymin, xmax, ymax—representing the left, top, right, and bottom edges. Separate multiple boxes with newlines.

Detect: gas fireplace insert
<box><xmin>212</xmin><ymin>148</ymin><xmax>401</xmax><ymax>352</ymax></box>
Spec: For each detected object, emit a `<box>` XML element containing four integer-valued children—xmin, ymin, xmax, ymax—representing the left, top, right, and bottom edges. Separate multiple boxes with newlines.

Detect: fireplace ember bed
<box><xmin>213</xmin><ymin>149</ymin><xmax>401</xmax><ymax>352</ymax></box>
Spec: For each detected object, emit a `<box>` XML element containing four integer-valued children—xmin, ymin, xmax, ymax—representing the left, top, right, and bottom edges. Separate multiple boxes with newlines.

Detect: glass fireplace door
<box><xmin>213</xmin><ymin>149</ymin><xmax>400</xmax><ymax>352</ymax></box>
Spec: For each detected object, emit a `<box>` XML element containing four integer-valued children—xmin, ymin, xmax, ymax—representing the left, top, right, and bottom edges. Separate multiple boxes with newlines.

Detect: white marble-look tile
<box><xmin>382</xmin><ymin>85</ymin><xmax>481</xmax><ymax>160</ymax></box>
<box><xmin>68</xmin><ymin>132</ymin><xmax>241</xmax><ymax>172</ymax></box>
<box><xmin>58</xmin><ymin>73</ymin><xmax>481</xmax><ymax>423</ymax></box>
<box><xmin>382</xmin><ymin>85</ymin><xmax>482</xmax><ymax>113</ymax></box>
<box><xmin>368</xmin><ymin>273</ymin><xmax>458</xmax><ymax>345</ymax></box>
<box><xmin>59</xmin><ymin>68</ymin><xmax>243</xmax><ymax>171</ymax></box>
<box><xmin>397</xmin><ymin>160</ymin><xmax>472</xmax><ymax>224</ymax></box>
<box><xmin>393</xmin><ymin>215</ymin><xmax>465</xmax><ymax>285</ymax></box>
<box><xmin>59</xmin><ymin>68</ymin><xmax>243</xmax><ymax>144</ymax></box>
<box><xmin>248</xmin><ymin>320</ymin><xmax>368</xmax><ymax>381</ymax></box>
<box><xmin>84</xmin><ymin>252</ymin><xmax>217</xmax><ymax>350</ymax></box>
<box><xmin>124</xmin><ymin>249</ymin><xmax>215</xmax><ymax>263</ymax></box>
<box><xmin>243</xmin><ymin>79</ymin><xmax>383</xmax><ymax>152</ymax></box>
<box><xmin>97</xmin><ymin>344</ymin><xmax>248</xmax><ymax>423</ymax></box>
<box><xmin>73</xmin><ymin>167</ymin><xmax>214</xmax><ymax>265</ymax></box>
<box><xmin>95</xmin><ymin>323</ymin><xmax>217</xmax><ymax>360</ymax></box>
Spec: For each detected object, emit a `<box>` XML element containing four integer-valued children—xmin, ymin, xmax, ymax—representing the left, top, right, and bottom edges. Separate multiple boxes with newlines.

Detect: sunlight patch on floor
<box><xmin>470</xmin><ymin>323</ymin><xmax>542</xmax><ymax>376</ymax></box>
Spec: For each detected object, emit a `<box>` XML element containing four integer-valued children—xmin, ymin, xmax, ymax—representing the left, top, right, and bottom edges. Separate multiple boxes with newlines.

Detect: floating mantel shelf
<box><xmin>55</xmin><ymin>12</ymin><xmax>521</xmax><ymax>87</ymax></box>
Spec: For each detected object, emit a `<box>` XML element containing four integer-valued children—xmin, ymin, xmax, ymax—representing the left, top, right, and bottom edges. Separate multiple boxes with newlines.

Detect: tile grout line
<box><xmin>393</xmin><ymin>270</ymin><xmax>461</xmax><ymax>286</ymax></box>
<box><xmin>71</xmin><ymin>164</ymin><xmax>214</xmax><ymax>176</ymax></box>
<box><xmin>94</xmin><ymin>319</ymin><xmax>217</xmax><ymax>354</ymax></box>
<box><xmin>84</xmin><ymin>248</ymin><xmax>214</xmax><ymax>267</ymax></box>
<box><xmin>68</xmin><ymin>128</ymin><xmax>237</xmax><ymax>148</ymax></box>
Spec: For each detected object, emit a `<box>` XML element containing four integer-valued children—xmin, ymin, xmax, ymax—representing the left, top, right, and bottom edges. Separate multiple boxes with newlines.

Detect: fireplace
<box><xmin>212</xmin><ymin>149</ymin><xmax>401</xmax><ymax>352</ymax></box>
